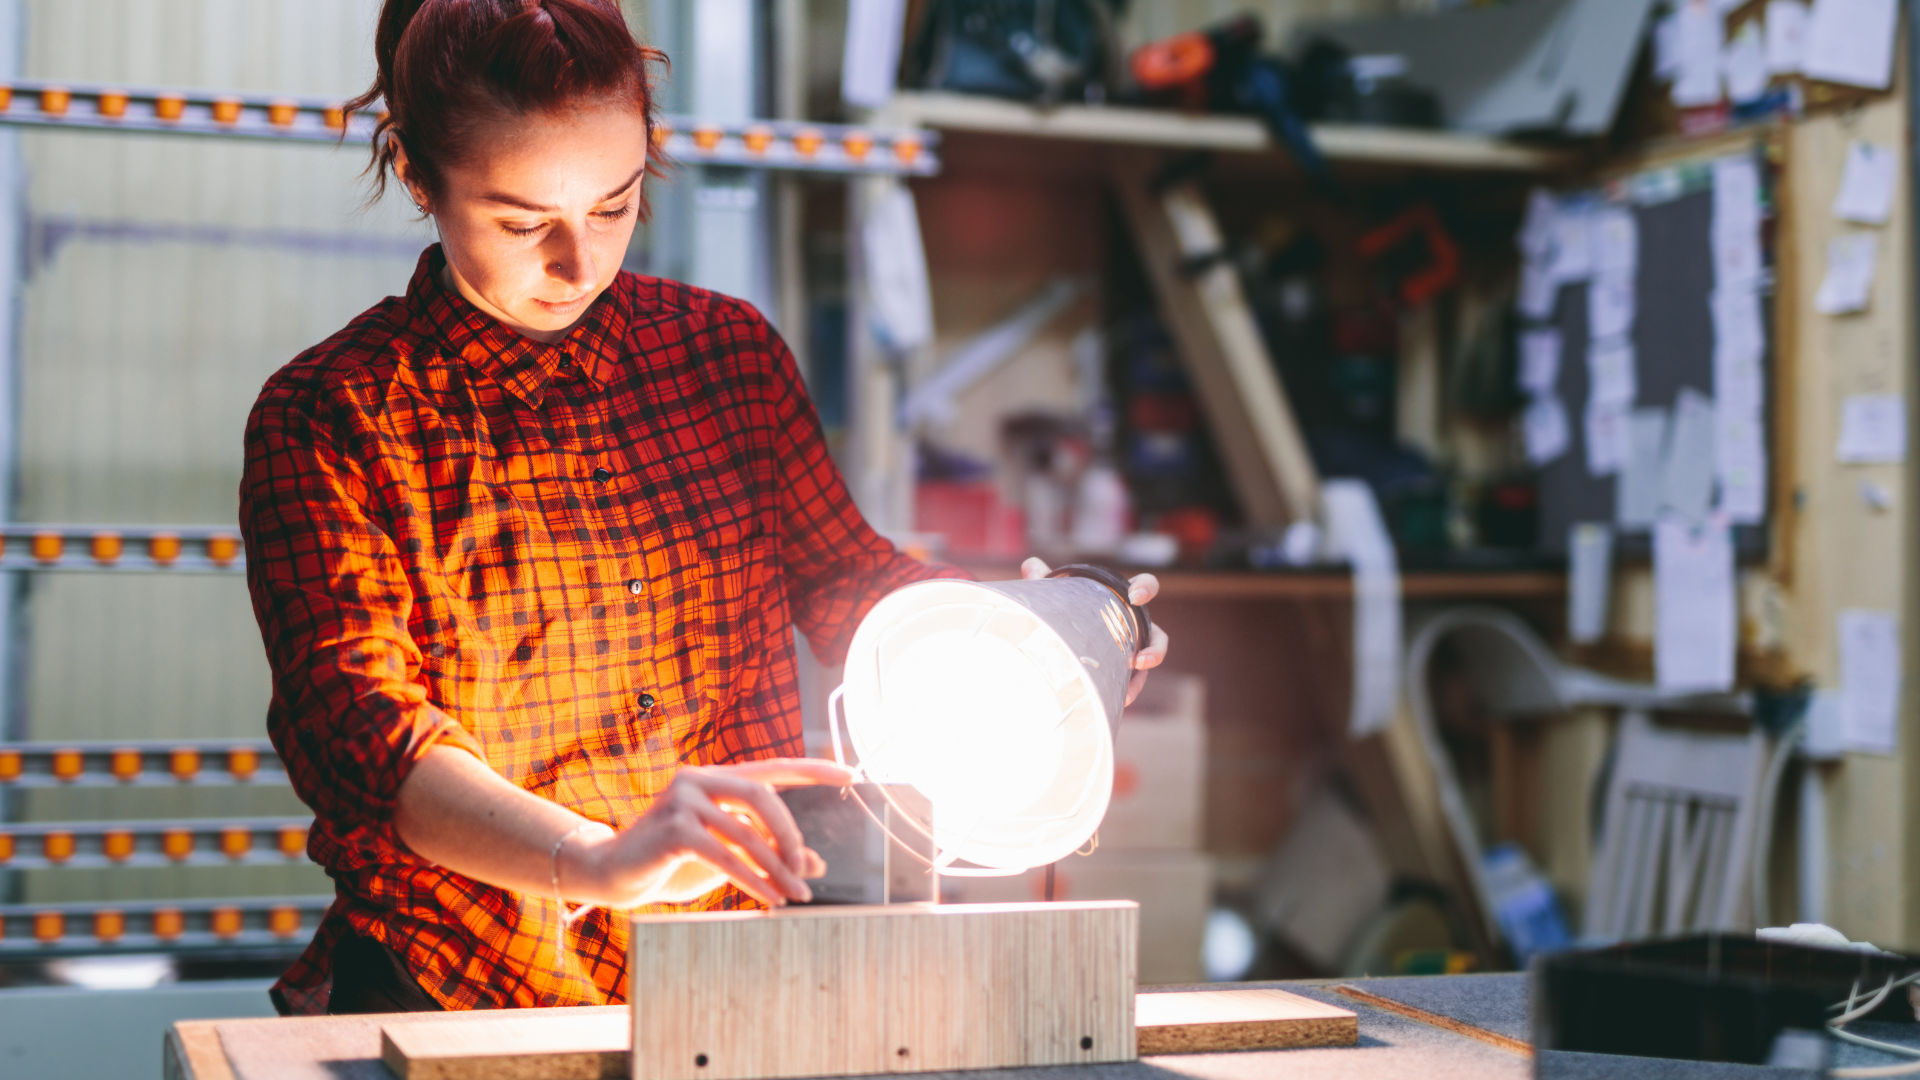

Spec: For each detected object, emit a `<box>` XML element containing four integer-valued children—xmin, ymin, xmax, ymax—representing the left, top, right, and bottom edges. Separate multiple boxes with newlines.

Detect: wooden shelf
<box><xmin>954</xmin><ymin>563</ymin><xmax>1566</xmax><ymax>602</ymax></box>
<box><xmin>883</xmin><ymin>91</ymin><xmax>1572</xmax><ymax>174</ymax></box>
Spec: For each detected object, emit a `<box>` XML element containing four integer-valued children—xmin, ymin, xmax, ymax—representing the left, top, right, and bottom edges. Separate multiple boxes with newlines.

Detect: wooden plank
<box><xmin>1113</xmin><ymin>163</ymin><xmax>1320</xmax><ymax>527</ymax></box>
<box><xmin>1135</xmin><ymin>989</ymin><xmax>1356</xmax><ymax>1054</ymax></box>
<box><xmin>383</xmin><ymin>1011</ymin><xmax>627</xmax><ymax>1080</ymax></box>
<box><xmin>630</xmin><ymin>901</ymin><xmax>1136</xmax><ymax>1080</ymax></box>
<box><xmin>165</xmin><ymin>1021</ymin><xmax>235</xmax><ymax>1080</ymax></box>
<box><xmin>1332</xmin><ymin>984</ymin><xmax>1532</xmax><ymax>1057</ymax></box>
<box><xmin>885</xmin><ymin>91</ymin><xmax>1569</xmax><ymax>173</ymax></box>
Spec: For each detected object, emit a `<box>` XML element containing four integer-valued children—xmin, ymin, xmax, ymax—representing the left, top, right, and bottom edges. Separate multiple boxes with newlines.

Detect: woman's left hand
<box><xmin>1021</xmin><ymin>558</ymin><xmax>1169</xmax><ymax>707</ymax></box>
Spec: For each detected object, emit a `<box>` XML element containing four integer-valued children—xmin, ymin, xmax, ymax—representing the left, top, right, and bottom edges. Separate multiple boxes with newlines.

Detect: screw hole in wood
<box><xmin>1080</xmin><ymin>1037</ymin><xmax>1093</xmax><ymax>1050</ymax></box>
<box><xmin>897</xmin><ymin>1047</ymin><xmax>909</xmax><ymax>1057</ymax></box>
<box><xmin>696</xmin><ymin>1054</ymin><xmax>709</xmax><ymax>1067</ymax></box>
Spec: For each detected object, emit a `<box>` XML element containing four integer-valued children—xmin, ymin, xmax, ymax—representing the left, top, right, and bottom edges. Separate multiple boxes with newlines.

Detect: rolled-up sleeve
<box><xmin>762</xmin><ymin>331</ymin><xmax>966</xmax><ymax>665</ymax></box>
<box><xmin>240</xmin><ymin>377</ymin><xmax>483</xmax><ymax>862</ymax></box>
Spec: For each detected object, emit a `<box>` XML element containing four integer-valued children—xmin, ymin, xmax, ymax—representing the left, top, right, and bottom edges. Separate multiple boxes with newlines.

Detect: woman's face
<box><xmin>399</xmin><ymin>99</ymin><xmax>647</xmax><ymax>344</ymax></box>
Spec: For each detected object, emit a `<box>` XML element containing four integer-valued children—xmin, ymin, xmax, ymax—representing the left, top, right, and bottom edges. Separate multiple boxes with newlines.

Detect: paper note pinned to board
<box><xmin>1587</xmin><ymin>337</ymin><xmax>1638</xmax><ymax>407</ymax></box>
<box><xmin>1673</xmin><ymin>0</ymin><xmax>1724</xmax><ymax>107</ymax></box>
<box><xmin>1716</xmin><ymin>408</ymin><xmax>1768</xmax><ymax>523</ymax></box>
<box><xmin>1723</xmin><ymin>21</ymin><xmax>1770</xmax><ymax>104</ymax></box>
<box><xmin>1654</xmin><ymin>515</ymin><xmax>1736</xmax><ymax>694</ymax></box>
<box><xmin>1815</xmin><ymin>234</ymin><xmax>1878</xmax><ymax>315</ymax></box>
<box><xmin>1587</xmin><ymin>275</ymin><xmax>1636</xmax><ymax>341</ymax></box>
<box><xmin>1524</xmin><ymin>395</ymin><xmax>1570</xmax><ymax>466</ymax></box>
<box><xmin>1839</xmin><ymin>610</ymin><xmax>1901</xmax><ymax>755</ymax></box>
<box><xmin>1586</xmin><ymin>400</ymin><xmax>1631</xmax><ymax>477</ymax></box>
<box><xmin>1836</xmin><ymin>394</ymin><xmax>1907</xmax><ymax>463</ymax></box>
<box><xmin>1618</xmin><ymin>408</ymin><xmax>1670</xmax><ymax>528</ymax></box>
<box><xmin>1519</xmin><ymin>329</ymin><xmax>1561</xmax><ymax>395</ymax></box>
<box><xmin>1833</xmin><ymin>142</ymin><xmax>1898</xmax><ymax>226</ymax></box>
<box><xmin>1591</xmin><ymin>206</ymin><xmax>1638</xmax><ymax>277</ymax></box>
<box><xmin>1803</xmin><ymin>0</ymin><xmax>1897</xmax><ymax>90</ymax></box>
<box><xmin>1766</xmin><ymin>0</ymin><xmax>1810</xmax><ymax>74</ymax></box>
<box><xmin>1664</xmin><ymin>389</ymin><xmax>1719</xmax><ymax>523</ymax></box>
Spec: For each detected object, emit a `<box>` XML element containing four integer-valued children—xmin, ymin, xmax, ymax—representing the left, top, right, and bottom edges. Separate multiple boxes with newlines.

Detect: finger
<box><xmin>677</xmin><ymin>824</ymin><xmax>790</xmax><ymax>908</ymax></box>
<box><xmin>1126</xmin><ymin>573</ymin><xmax>1160</xmax><ymax>606</ymax></box>
<box><xmin>802</xmin><ymin>846</ymin><xmax>827</xmax><ymax>878</ymax></box>
<box><xmin>1126</xmin><ymin>669</ymin><xmax>1148</xmax><ymax>707</ymax></box>
<box><xmin>1133</xmin><ymin>623</ymin><xmax>1168</xmax><ymax>670</ymax></box>
<box><xmin>723</xmin><ymin>759</ymin><xmax>856</xmax><ymax>788</ymax></box>
<box><xmin>692</xmin><ymin>800</ymin><xmax>813</xmax><ymax>903</ymax></box>
<box><xmin>1021</xmin><ymin>556</ymin><xmax>1051</xmax><ymax>580</ymax></box>
<box><xmin>699</xmin><ymin>773</ymin><xmax>812</xmax><ymax>876</ymax></box>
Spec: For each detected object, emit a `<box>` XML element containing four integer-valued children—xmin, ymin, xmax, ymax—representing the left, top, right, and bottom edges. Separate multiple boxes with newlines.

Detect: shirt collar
<box><xmin>404</xmin><ymin>245</ymin><xmax>629</xmax><ymax>408</ymax></box>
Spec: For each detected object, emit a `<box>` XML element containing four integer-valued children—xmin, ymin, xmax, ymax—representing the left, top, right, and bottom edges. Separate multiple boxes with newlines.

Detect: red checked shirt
<box><xmin>242</xmin><ymin>247</ymin><xmax>958</xmax><ymax>1014</ymax></box>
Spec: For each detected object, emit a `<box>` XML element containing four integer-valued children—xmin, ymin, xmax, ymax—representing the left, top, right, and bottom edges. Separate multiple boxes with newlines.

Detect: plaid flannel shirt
<box><xmin>242</xmin><ymin>247</ymin><xmax>958</xmax><ymax>1013</ymax></box>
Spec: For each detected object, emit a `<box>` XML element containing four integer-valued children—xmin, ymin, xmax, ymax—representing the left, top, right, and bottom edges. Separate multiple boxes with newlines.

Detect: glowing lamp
<box><xmin>830</xmin><ymin>565</ymin><xmax>1150</xmax><ymax>876</ymax></box>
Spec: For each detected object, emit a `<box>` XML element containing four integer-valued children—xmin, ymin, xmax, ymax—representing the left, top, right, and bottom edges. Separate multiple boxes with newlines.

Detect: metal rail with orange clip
<box><xmin>0</xmin><ymin>79</ymin><xmax>940</xmax><ymax>176</ymax></box>
<box><xmin>0</xmin><ymin>896</ymin><xmax>333</xmax><ymax>956</ymax></box>
<box><xmin>0</xmin><ymin>524</ymin><xmax>243</xmax><ymax>572</ymax></box>
<box><xmin>0</xmin><ymin>740</ymin><xmax>283</xmax><ymax>786</ymax></box>
<box><xmin>0</xmin><ymin>817</ymin><xmax>313</xmax><ymax>870</ymax></box>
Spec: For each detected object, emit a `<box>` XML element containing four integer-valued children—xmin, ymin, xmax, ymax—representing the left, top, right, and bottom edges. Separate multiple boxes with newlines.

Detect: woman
<box><xmin>242</xmin><ymin>0</ymin><xmax>1168</xmax><ymax>1016</ymax></box>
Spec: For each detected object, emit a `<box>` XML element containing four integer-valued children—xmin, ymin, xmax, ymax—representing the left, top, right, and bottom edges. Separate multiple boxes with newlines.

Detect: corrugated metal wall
<box><xmin>13</xmin><ymin>0</ymin><xmax>432</xmax><ymax>902</ymax></box>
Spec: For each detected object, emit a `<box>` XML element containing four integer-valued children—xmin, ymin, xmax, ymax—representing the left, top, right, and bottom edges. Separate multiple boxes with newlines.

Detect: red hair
<box><xmin>346</xmin><ymin>0</ymin><xmax>666</xmax><ymax>214</ymax></box>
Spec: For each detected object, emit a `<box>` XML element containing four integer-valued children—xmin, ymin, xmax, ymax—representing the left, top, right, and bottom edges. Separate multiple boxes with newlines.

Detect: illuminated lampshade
<box><xmin>831</xmin><ymin>565</ymin><xmax>1149</xmax><ymax>875</ymax></box>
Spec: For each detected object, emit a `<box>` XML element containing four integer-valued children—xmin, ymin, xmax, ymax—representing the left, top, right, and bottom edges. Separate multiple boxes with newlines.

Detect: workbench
<box><xmin>165</xmin><ymin>972</ymin><xmax>1914</xmax><ymax>1080</ymax></box>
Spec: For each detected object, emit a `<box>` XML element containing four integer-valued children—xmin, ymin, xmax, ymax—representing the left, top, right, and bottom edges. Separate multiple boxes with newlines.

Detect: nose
<box><xmin>543</xmin><ymin>220</ymin><xmax>597</xmax><ymax>295</ymax></box>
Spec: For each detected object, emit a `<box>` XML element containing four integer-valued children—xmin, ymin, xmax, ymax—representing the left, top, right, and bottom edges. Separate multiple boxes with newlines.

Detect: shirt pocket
<box><xmin>696</xmin><ymin>521</ymin><xmax>776</xmax><ymax>712</ymax></box>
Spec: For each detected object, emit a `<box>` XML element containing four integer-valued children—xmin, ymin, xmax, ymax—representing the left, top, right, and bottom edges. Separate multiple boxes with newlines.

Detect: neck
<box><xmin>436</xmin><ymin>256</ymin><xmax>577</xmax><ymax>345</ymax></box>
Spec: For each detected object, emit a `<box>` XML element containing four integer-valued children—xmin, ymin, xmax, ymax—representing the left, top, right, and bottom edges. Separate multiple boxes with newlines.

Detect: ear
<box><xmin>390</xmin><ymin>139</ymin><xmax>431</xmax><ymax>215</ymax></box>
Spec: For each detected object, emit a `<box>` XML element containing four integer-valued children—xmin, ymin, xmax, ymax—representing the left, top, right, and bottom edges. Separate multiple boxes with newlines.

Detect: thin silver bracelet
<box><xmin>550</xmin><ymin>823</ymin><xmax>611</xmax><ymax>937</ymax></box>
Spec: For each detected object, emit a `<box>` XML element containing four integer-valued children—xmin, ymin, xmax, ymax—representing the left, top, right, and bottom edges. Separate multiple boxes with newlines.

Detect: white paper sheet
<box><xmin>1804</xmin><ymin>0</ymin><xmax>1898</xmax><ymax>90</ymax></box>
<box><xmin>1592</xmin><ymin>206</ymin><xmax>1639</xmax><ymax>277</ymax></box>
<box><xmin>841</xmin><ymin>0</ymin><xmax>909</xmax><ymax>109</ymax></box>
<box><xmin>1835</xmin><ymin>393</ymin><xmax>1908</xmax><ymax>463</ymax></box>
<box><xmin>1815</xmin><ymin>234</ymin><xmax>1879</xmax><ymax>315</ymax></box>
<box><xmin>1713</xmin><ymin>157</ymin><xmax>1764</xmax><ymax>288</ymax></box>
<box><xmin>1838</xmin><ymin>609</ymin><xmax>1901</xmax><ymax>755</ymax></box>
<box><xmin>1663</xmin><ymin>389</ymin><xmax>1719</xmax><ymax>522</ymax></box>
<box><xmin>1551</xmin><ymin>207</ymin><xmax>1595</xmax><ymax>283</ymax></box>
<box><xmin>1587</xmin><ymin>275</ymin><xmax>1637</xmax><ymax>341</ymax></box>
<box><xmin>1520</xmin><ymin>188</ymin><xmax>1559</xmax><ymax>261</ymax></box>
<box><xmin>1654</xmin><ymin>515</ymin><xmax>1736</xmax><ymax>694</ymax></box>
<box><xmin>1723</xmin><ymin>21</ymin><xmax>1770</xmax><ymax>104</ymax></box>
<box><xmin>1674</xmin><ymin>0</ymin><xmax>1726</xmax><ymax>107</ymax></box>
<box><xmin>1519</xmin><ymin>329</ymin><xmax>1562</xmax><ymax>395</ymax></box>
<box><xmin>1716</xmin><ymin>406</ymin><xmax>1768</xmax><ymax>523</ymax></box>
<box><xmin>1655</xmin><ymin>14</ymin><xmax>1683</xmax><ymax>81</ymax></box>
<box><xmin>1619</xmin><ymin>408</ymin><xmax>1671</xmax><ymax>528</ymax></box>
<box><xmin>1586</xmin><ymin>399</ymin><xmax>1631</xmax><ymax>477</ymax></box>
<box><xmin>1712</xmin><ymin>286</ymin><xmax>1766</xmax><ymax>414</ymax></box>
<box><xmin>1587</xmin><ymin>337</ymin><xmax>1638</xmax><ymax>407</ymax></box>
<box><xmin>1523</xmin><ymin>395</ymin><xmax>1570</xmax><ymax>466</ymax></box>
<box><xmin>1569</xmin><ymin>523</ymin><xmax>1614</xmax><ymax>645</ymax></box>
<box><xmin>1832</xmin><ymin>141</ymin><xmax>1898</xmax><ymax>226</ymax></box>
<box><xmin>1323</xmin><ymin>480</ymin><xmax>1401</xmax><ymax>739</ymax></box>
<box><xmin>1766</xmin><ymin>0</ymin><xmax>1810</xmax><ymax>74</ymax></box>
<box><xmin>1519</xmin><ymin>260</ymin><xmax>1558</xmax><ymax>321</ymax></box>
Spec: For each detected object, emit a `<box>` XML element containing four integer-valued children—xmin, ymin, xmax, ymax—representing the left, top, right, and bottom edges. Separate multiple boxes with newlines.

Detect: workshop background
<box><xmin>0</xmin><ymin>0</ymin><xmax>1914</xmax><ymax>1076</ymax></box>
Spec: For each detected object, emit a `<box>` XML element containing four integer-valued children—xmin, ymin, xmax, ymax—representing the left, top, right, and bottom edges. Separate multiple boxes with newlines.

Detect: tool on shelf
<box><xmin>0</xmin><ymin>79</ymin><xmax>940</xmax><ymax>176</ymax></box>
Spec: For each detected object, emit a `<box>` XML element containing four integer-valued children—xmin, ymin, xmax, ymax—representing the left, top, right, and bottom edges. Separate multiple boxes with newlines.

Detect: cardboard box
<box><xmin>946</xmin><ymin>848</ymin><xmax>1213</xmax><ymax>985</ymax></box>
<box><xmin>1102</xmin><ymin>673</ymin><xmax>1206</xmax><ymax>850</ymax></box>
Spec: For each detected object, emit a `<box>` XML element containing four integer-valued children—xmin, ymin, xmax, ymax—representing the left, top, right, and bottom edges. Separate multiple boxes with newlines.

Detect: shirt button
<box><xmin>637</xmin><ymin>692</ymin><xmax>656</xmax><ymax>711</ymax></box>
<box><xmin>592</xmin><ymin>467</ymin><xmax>612</xmax><ymax>483</ymax></box>
<box><xmin>627</xmin><ymin>579</ymin><xmax>644</xmax><ymax>595</ymax></box>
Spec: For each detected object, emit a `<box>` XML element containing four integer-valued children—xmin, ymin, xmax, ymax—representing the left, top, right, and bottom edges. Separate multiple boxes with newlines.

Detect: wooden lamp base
<box><xmin>629</xmin><ymin>901</ymin><xmax>1138</xmax><ymax>1080</ymax></box>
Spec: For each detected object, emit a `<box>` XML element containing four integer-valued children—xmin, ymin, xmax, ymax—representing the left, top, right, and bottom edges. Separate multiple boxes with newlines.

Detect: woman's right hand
<box><xmin>565</xmin><ymin>758</ymin><xmax>854</xmax><ymax>909</ymax></box>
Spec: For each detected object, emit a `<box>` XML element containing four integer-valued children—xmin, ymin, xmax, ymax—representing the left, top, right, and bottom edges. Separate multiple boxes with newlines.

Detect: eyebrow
<box><xmin>477</xmin><ymin>166</ymin><xmax>646</xmax><ymax>213</ymax></box>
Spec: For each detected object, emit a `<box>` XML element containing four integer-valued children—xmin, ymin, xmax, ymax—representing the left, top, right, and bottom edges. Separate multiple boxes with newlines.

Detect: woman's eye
<box><xmin>595</xmin><ymin>205</ymin><xmax>634</xmax><ymax>223</ymax></box>
<box><xmin>501</xmin><ymin>221</ymin><xmax>545</xmax><ymax>237</ymax></box>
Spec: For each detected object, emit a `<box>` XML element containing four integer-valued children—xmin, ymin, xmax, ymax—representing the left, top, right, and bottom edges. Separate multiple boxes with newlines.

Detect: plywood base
<box><xmin>630</xmin><ymin>901</ymin><xmax>1137</xmax><ymax>1080</ymax></box>
<box><xmin>1135</xmin><ymin>989</ymin><xmax>1357</xmax><ymax>1054</ymax></box>
<box><xmin>382</xmin><ymin>1011</ymin><xmax>628</xmax><ymax>1079</ymax></box>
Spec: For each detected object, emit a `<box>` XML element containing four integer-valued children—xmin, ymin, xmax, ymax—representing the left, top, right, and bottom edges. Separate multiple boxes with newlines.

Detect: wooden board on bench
<box><xmin>1136</xmin><ymin>988</ymin><xmax>1358</xmax><ymax>1054</ymax></box>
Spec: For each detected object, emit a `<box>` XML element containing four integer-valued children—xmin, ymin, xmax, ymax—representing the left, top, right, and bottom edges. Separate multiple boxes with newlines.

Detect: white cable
<box><xmin>1751</xmin><ymin>719</ymin><xmax>1804</xmax><ymax>929</ymax></box>
<box><xmin>1835</xmin><ymin>975</ymin><xmax>1899</xmax><ymax>1026</ymax></box>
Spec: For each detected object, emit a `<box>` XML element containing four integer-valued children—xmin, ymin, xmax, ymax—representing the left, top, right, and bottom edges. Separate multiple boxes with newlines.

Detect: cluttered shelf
<box><xmin>954</xmin><ymin>563</ymin><xmax>1566</xmax><ymax>601</ymax></box>
<box><xmin>881</xmin><ymin>90</ymin><xmax>1574</xmax><ymax>174</ymax></box>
